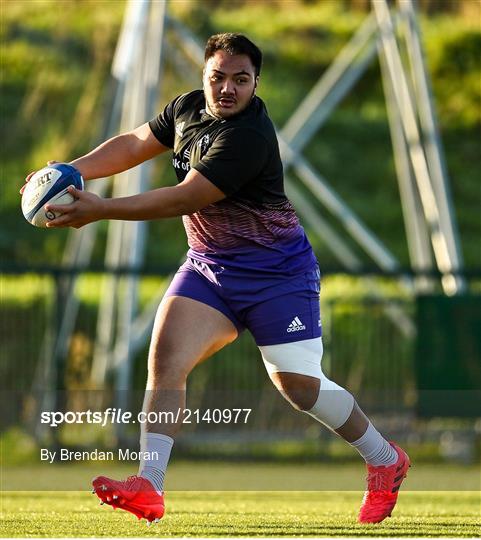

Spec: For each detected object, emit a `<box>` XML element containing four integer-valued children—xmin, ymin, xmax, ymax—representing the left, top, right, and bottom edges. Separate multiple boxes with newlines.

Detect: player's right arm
<box><xmin>70</xmin><ymin>122</ymin><xmax>169</xmax><ymax>181</ymax></box>
<box><xmin>20</xmin><ymin>123</ymin><xmax>169</xmax><ymax>193</ymax></box>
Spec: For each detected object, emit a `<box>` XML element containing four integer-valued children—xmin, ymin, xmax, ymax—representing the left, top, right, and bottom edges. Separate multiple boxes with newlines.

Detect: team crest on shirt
<box><xmin>175</xmin><ymin>121</ymin><xmax>185</xmax><ymax>138</ymax></box>
<box><xmin>197</xmin><ymin>134</ymin><xmax>210</xmax><ymax>155</ymax></box>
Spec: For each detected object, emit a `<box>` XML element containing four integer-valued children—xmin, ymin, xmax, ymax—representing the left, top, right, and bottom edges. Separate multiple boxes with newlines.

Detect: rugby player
<box><xmin>22</xmin><ymin>33</ymin><xmax>410</xmax><ymax>525</ymax></box>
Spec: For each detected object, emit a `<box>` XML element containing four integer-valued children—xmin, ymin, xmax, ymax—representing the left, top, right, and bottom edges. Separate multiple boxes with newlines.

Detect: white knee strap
<box><xmin>259</xmin><ymin>337</ymin><xmax>354</xmax><ymax>430</ymax></box>
<box><xmin>307</xmin><ymin>376</ymin><xmax>354</xmax><ymax>430</ymax></box>
<box><xmin>260</xmin><ymin>337</ymin><xmax>324</xmax><ymax>379</ymax></box>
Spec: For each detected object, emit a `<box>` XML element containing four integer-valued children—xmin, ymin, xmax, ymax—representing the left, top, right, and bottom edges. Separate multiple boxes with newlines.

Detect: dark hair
<box><xmin>204</xmin><ymin>33</ymin><xmax>262</xmax><ymax>76</ymax></box>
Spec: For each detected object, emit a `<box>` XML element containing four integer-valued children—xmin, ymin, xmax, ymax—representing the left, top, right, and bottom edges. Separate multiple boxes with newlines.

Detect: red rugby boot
<box><xmin>358</xmin><ymin>442</ymin><xmax>410</xmax><ymax>524</ymax></box>
<box><xmin>92</xmin><ymin>475</ymin><xmax>164</xmax><ymax>524</ymax></box>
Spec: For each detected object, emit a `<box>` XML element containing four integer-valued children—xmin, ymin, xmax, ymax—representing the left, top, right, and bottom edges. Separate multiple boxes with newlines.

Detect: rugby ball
<box><xmin>21</xmin><ymin>163</ymin><xmax>84</xmax><ymax>227</ymax></box>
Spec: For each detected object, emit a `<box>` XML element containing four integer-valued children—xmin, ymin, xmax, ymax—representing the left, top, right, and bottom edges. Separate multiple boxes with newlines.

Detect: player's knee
<box><xmin>260</xmin><ymin>337</ymin><xmax>324</xmax><ymax>410</ymax></box>
<box><xmin>148</xmin><ymin>360</ymin><xmax>185</xmax><ymax>387</ymax></box>
<box><xmin>270</xmin><ymin>372</ymin><xmax>320</xmax><ymax>411</ymax></box>
<box><xmin>147</xmin><ymin>339</ymin><xmax>189</xmax><ymax>383</ymax></box>
<box><xmin>259</xmin><ymin>337</ymin><xmax>354</xmax><ymax>427</ymax></box>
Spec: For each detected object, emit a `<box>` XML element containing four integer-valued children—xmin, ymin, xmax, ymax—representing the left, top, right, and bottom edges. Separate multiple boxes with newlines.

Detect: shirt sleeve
<box><xmin>193</xmin><ymin>127</ymin><xmax>269</xmax><ymax>196</ymax></box>
<box><xmin>148</xmin><ymin>97</ymin><xmax>179</xmax><ymax>148</ymax></box>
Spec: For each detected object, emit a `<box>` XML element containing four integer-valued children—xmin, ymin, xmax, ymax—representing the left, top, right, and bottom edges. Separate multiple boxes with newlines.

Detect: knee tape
<box><xmin>259</xmin><ymin>337</ymin><xmax>323</xmax><ymax>379</ymax></box>
<box><xmin>259</xmin><ymin>337</ymin><xmax>354</xmax><ymax>430</ymax></box>
<box><xmin>306</xmin><ymin>377</ymin><xmax>354</xmax><ymax>430</ymax></box>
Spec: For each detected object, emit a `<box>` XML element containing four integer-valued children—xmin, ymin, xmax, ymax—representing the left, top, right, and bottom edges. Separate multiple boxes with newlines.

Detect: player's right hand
<box><xmin>45</xmin><ymin>186</ymin><xmax>105</xmax><ymax>229</ymax></box>
<box><xmin>20</xmin><ymin>160</ymin><xmax>59</xmax><ymax>194</ymax></box>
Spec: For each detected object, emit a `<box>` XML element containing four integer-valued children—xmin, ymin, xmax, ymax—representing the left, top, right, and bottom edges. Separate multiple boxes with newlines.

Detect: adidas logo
<box><xmin>286</xmin><ymin>316</ymin><xmax>306</xmax><ymax>333</ymax></box>
<box><xmin>175</xmin><ymin>121</ymin><xmax>185</xmax><ymax>138</ymax></box>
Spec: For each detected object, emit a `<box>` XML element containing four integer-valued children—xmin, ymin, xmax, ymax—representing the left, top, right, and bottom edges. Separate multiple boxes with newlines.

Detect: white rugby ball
<box><xmin>21</xmin><ymin>163</ymin><xmax>84</xmax><ymax>227</ymax></box>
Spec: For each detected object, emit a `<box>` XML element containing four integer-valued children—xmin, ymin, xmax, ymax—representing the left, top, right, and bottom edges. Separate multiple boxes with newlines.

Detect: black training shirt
<box><xmin>148</xmin><ymin>90</ymin><xmax>315</xmax><ymax>273</ymax></box>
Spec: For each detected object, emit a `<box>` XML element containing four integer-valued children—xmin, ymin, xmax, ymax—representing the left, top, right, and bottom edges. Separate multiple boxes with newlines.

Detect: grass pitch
<box><xmin>1</xmin><ymin>462</ymin><xmax>480</xmax><ymax>537</ymax></box>
<box><xmin>1</xmin><ymin>490</ymin><xmax>480</xmax><ymax>537</ymax></box>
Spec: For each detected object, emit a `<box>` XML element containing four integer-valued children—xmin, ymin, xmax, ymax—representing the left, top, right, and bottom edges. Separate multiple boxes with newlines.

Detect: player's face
<box><xmin>203</xmin><ymin>50</ymin><xmax>258</xmax><ymax>119</ymax></box>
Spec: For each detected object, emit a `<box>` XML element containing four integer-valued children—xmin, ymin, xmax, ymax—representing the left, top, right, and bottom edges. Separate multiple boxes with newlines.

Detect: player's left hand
<box><xmin>45</xmin><ymin>186</ymin><xmax>105</xmax><ymax>229</ymax></box>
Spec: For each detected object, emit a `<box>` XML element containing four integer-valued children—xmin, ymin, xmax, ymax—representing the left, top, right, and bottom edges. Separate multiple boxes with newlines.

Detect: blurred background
<box><xmin>1</xmin><ymin>0</ymin><xmax>480</xmax><ymax>490</ymax></box>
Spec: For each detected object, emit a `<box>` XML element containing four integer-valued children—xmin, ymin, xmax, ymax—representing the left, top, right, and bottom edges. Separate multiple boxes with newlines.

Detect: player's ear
<box><xmin>254</xmin><ymin>75</ymin><xmax>259</xmax><ymax>92</ymax></box>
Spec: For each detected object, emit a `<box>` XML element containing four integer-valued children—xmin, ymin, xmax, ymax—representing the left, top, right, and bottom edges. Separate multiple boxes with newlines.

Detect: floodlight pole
<box><xmin>113</xmin><ymin>0</ymin><xmax>167</xmax><ymax>426</ymax></box>
<box><xmin>31</xmin><ymin>0</ymin><xmax>141</xmax><ymax>439</ymax></box>
<box><xmin>372</xmin><ymin>0</ymin><xmax>462</xmax><ymax>295</ymax></box>
<box><xmin>400</xmin><ymin>0</ymin><xmax>465</xmax><ymax>291</ymax></box>
<box><xmin>90</xmin><ymin>0</ymin><xmax>152</xmax><ymax>389</ymax></box>
<box><xmin>377</xmin><ymin>26</ymin><xmax>434</xmax><ymax>292</ymax></box>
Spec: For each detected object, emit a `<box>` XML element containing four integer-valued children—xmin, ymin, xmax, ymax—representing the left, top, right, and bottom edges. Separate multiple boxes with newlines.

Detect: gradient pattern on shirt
<box><xmin>183</xmin><ymin>198</ymin><xmax>302</xmax><ymax>252</ymax></box>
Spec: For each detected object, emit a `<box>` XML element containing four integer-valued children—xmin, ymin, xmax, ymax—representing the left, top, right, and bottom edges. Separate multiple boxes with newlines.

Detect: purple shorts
<box><xmin>164</xmin><ymin>258</ymin><xmax>322</xmax><ymax>346</ymax></box>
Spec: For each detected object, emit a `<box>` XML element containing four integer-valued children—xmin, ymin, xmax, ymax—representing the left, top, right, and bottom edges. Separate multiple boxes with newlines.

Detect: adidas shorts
<box><xmin>164</xmin><ymin>258</ymin><xmax>322</xmax><ymax>346</ymax></box>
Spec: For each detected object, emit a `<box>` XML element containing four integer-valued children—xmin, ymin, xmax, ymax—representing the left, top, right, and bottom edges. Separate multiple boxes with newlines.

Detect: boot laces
<box><xmin>124</xmin><ymin>475</ymin><xmax>141</xmax><ymax>489</ymax></box>
<box><xmin>367</xmin><ymin>470</ymin><xmax>389</xmax><ymax>491</ymax></box>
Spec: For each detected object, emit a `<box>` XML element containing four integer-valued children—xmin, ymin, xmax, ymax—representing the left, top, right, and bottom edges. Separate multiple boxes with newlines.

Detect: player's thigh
<box><xmin>148</xmin><ymin>295</ymin><xmax>238</xmax><ymax>379</ymax></box>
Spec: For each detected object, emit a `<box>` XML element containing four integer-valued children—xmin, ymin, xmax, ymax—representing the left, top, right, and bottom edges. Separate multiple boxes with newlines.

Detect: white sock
<box><xmin>138</xmin><ymin>432</ymin><xmax>174</xmax><ymax>493</ymax></box>
<box><xmin>350</xmin><ymin>422</ymin><xmax>397</xmax><ymax>466</ymax></box>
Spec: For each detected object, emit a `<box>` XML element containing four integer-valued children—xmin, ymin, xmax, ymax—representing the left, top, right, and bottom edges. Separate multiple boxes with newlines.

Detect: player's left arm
<box><xmin>45</xmin><ymin>169</ymin><xmax>226</xmax><ymax>228</ymax></box>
